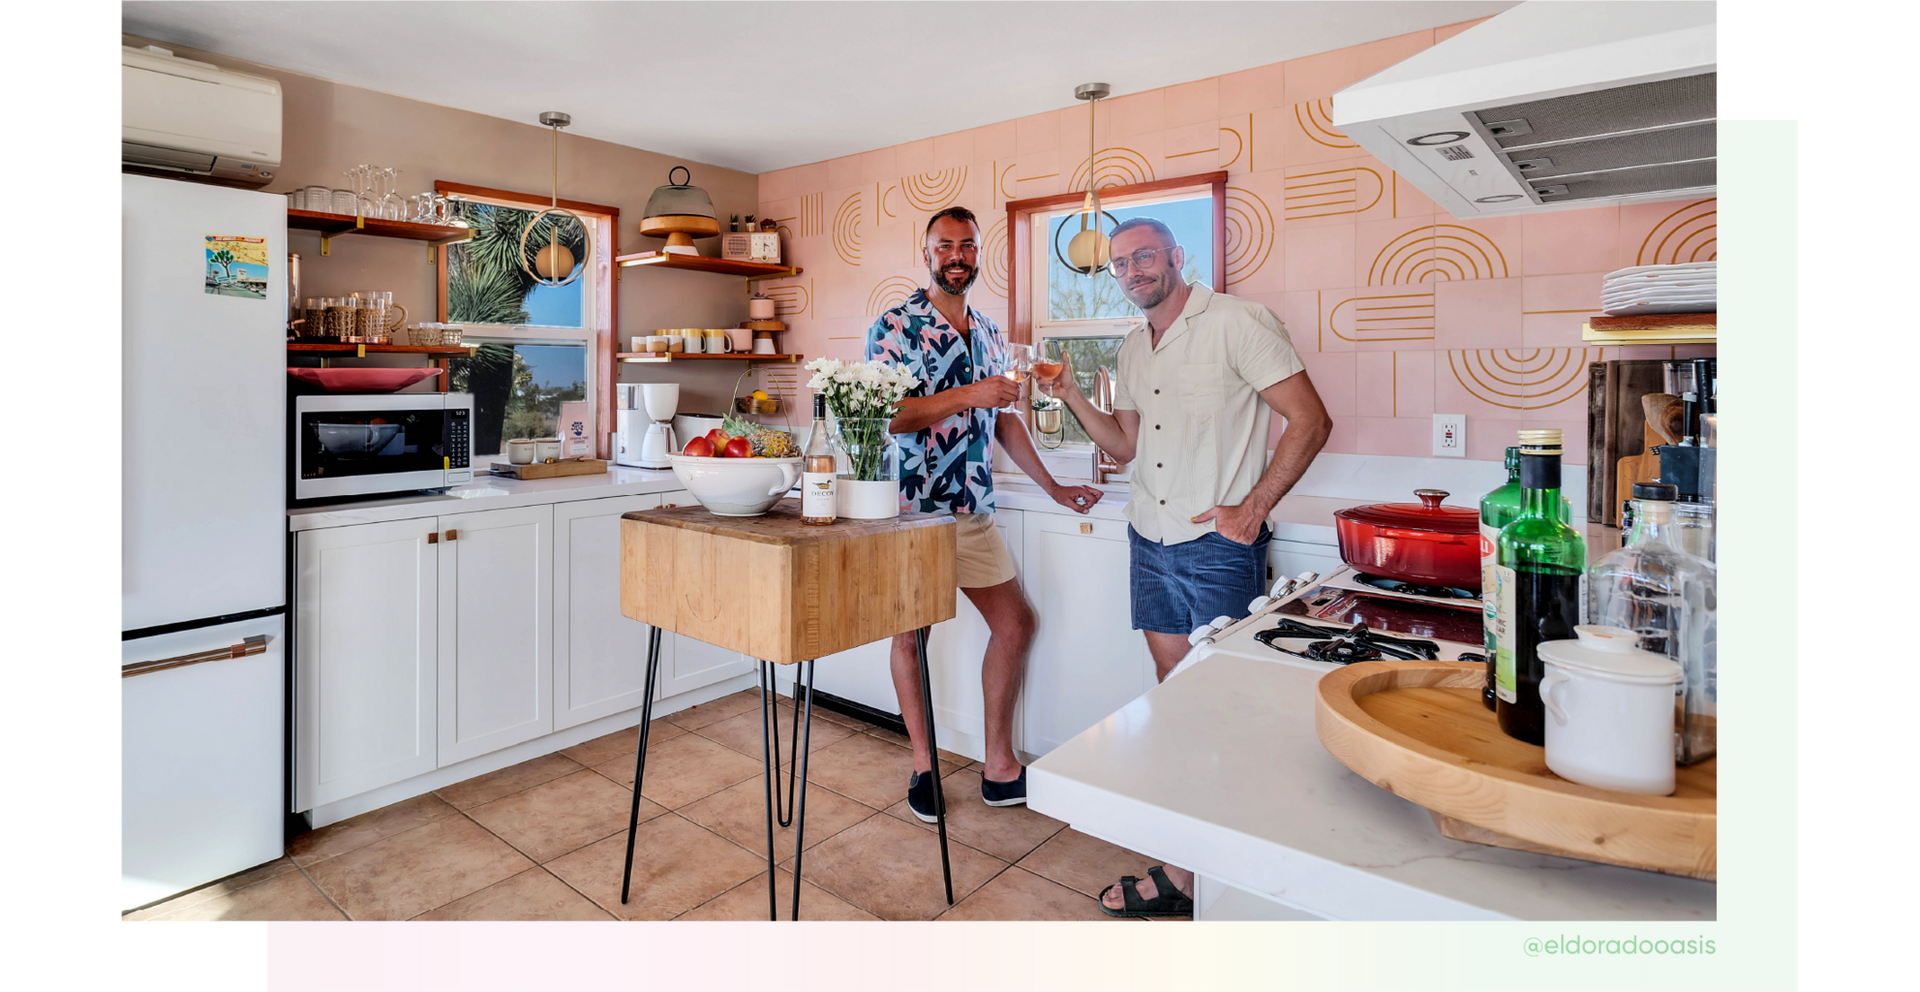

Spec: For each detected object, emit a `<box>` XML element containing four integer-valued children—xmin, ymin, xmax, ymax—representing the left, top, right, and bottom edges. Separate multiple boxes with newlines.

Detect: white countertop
<box><xmin>989</xmin><ymin>475</ymin><xmax>1363</xmax><ymax>545</ymax></box>
<box><xmin>286</xmin><ymin>465</ymin><xmax>688</xmax><ymax>531</ymax></box>
<box><xmin>1027</xmin><ymin>650</ymin><xmax>1716</xmax><ymax>921</ymax></box>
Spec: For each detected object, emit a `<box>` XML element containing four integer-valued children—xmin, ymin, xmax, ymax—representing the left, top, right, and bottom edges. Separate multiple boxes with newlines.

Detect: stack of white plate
<box><xmin>1601</xmin><ymin>262</ymin><xmax>1716</xmax><ymax>316</ymax></box>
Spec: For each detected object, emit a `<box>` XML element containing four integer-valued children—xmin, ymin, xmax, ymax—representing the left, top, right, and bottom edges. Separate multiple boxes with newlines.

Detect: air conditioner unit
<box><xmin>122</xmin><ymin>45</ymin><xmax>282</xmax><ymax>188</ymax></box>
<box><xmin>1332</xmin><ymin>1</ymin><xmax>1714</xmax><ymax>217</ymax></box>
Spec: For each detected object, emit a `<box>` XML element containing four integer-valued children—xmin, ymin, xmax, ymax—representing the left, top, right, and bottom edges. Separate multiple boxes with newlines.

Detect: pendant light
<box><xmin>1057</xmin><ymin>83</ymin><xmax>1114</xmax><ymax>276</ymax></box>
<box><xmin>519</xmin><ymin>111</ymin><xmax>591</xmax><ymax>288</ymax></box>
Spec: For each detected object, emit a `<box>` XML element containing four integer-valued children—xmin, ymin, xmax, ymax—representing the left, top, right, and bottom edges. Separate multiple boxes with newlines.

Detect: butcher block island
<box><xmin>618</xmin><ymin>499</ymin><xmax>957</xmax><ymax>663</ymax></box>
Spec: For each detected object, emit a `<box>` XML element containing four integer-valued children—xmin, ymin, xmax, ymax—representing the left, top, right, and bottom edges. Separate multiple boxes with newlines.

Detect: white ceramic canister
<box><xmin>1537</xmin><ymin>625</ymin><xmax>1684</xmax><ymax>795</ymax></box>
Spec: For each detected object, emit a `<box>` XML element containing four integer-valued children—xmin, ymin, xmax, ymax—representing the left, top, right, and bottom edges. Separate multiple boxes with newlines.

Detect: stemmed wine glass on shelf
<box><xmin>1001</xmin><ymin>343</ymin><xmax>1034</xmax><ymax>414</ymax></box>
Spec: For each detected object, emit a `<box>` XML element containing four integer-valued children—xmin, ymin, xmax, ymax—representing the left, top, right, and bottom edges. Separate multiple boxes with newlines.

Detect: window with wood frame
<box><xmin>433</xmin><ymin>181</ymin><xmax>617</xmax><ymax>460</ymax></box>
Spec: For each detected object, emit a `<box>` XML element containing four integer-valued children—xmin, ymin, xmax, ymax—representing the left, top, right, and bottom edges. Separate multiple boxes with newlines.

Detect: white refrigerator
<box><xmin>121</xmin><ymin>174</ymin><xmax>288</xmax><ymax>911</ymax></box>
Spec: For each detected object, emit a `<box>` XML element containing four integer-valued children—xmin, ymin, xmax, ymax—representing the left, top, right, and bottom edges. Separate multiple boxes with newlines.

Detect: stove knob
<box><xmin>1294</xmin><ymin>571</ymin><xmax>1320</xmax><ymax>586</ymax></box>
<box><xmin>1269</xmin><ymin>577</ymin><xmax>1296</xmax><ymax>599</ymax></box>
<box><xmin>1246</xmin><ymin>595</ymin><xmax>1273</xmax><ymax>614</ymax></box>
<box><xmin>1209</xmin><ymin>615</ymin><xmax>1236</xmax><ymax>633</ymax></box>
<box><xmin>1187</xmin><ymin>624</ymin><xmax>1217</xmax><ymax>647</ymax></box>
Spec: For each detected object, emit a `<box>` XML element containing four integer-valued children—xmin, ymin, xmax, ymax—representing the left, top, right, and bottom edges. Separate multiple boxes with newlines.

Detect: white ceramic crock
<box><xmin>1537</xmin><ymin>625</ymin><xmax>1683</xmax><ymax>795</ymax></box>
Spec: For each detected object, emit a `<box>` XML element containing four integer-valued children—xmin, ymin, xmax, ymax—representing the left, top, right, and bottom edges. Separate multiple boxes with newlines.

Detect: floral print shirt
<box><xmin>865</xmin><ymin>289</ymin><xmax>1007</xmax><ymax>514</ymax></box>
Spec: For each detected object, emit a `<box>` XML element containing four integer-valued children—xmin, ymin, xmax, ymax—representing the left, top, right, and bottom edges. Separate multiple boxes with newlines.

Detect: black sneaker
<box><xmin>981</xmin><ymin>767</ymin><xmax>1027</xmax><ymax>807</ymax></box>
<box><xmin>906</xmin><ymin>770</ymin><xmax>941</xmax><ymax>823</ymax></box>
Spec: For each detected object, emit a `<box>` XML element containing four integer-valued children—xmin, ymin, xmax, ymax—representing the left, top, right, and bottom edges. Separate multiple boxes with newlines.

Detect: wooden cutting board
<box><xmin>490</xmin><ymin>459</ymin><xmax>609</xmax><ymax>480</ymax></box>
<box><xmin>1314</xmin><ymin>660</ymin><xmax>1715</xmax><ymax>880</ymax></box>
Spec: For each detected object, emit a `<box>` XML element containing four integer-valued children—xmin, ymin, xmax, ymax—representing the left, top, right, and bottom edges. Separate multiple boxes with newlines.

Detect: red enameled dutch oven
<box><xmin>1332</xmin><ymin>489</ymin><xmax>1482</xmax><ymax>590</ymax></box>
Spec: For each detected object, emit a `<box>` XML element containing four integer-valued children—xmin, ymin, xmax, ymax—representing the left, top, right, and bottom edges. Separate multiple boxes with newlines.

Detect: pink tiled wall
<box><xmin>755</xmin><ymin>18</ymin><xmax>1715</xmax><ymax>465</ymax></box>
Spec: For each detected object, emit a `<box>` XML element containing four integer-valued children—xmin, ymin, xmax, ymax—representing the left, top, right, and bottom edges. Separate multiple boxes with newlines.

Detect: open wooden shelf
<box><xmin>612</xmin><ymin>251</ymin><xmax>801</xmax><ymax>280</ymax></box>
<box><xmin>1583</xmin><ymin>312</ymin><xmax>1716</xmax><ymax>347</ymax></box>
<box><xmin>289</xmin><ymin>342</ymin><xmax>476</xmax><ymax>357</ymax></box>
<box><xmin>286</xmin><ymin>209</ymin><xmax>475</xmax><ymax>260</ymax></box>
<box><xmin>616</xmin><ymin>352</ymin><xmax>802</xmax><ymax>364</ymax></box>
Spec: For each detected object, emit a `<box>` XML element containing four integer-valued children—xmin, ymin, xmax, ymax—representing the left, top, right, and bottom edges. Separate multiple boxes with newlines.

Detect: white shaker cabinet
<box><xmin>294</xmin><ymin>517</ymin><xmax>439</xmax><ymax>810</ymax></box>
<box><xmin>1020</xmin><ymin>512</ymin><xmax>1152</xmax><ymax>757</ymax></box>
<box><xmin>436</xmin><ymin>504</ymin><xmax>554</xmax><ymax>766</ymax></box>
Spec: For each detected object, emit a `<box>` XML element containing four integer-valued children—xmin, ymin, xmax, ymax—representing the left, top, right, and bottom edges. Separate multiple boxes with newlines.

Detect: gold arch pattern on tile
<box><xmin>1635</xmin><ymin>198</ymin><xmax>1717</xmax><ymax>265</ymax></box>
<box><xmin>902</xmin><ymin>169</ymin><xmax>968</xmax><ymax>211</ymax></box>
<box><xmin>1327</xmin><ymin>292</ymin><xmax>1436</xmax><ymax>343</ymax></box>
<box><xmin>1295</xmin><ymin>98</ymin><xmax>1358</xmax><ymax>150</ymax></box>
<box><xmin>999</xmin><ymin>161</ymin><xmax>1019</xmax><ymax>202</ymax></box>
<box><xmin>1284</xmin><ymin>166</ymin><xmax>1384</xmax><ymax>220</ymax></box>
<box><xmin>1219</xmin><ymin>125</ymin><xmax>1245</xmax><ymax>169</ymax></box>
<box><xmin>1223</xmin><ymin>186</ymin><xmax>1275</xmax><ymax>285</ymax></box>
<box><xmin>1368</xmin><ymin>224</ymin><xmax>1511</xmax><ymax>286</ymax></box>
<box><xmin>831</xmin><ymin>191</ymin><xmax>862</xmax><ymax>266</ymax></box>
<box><xmin>793</xmin><ymin>193</ymin><xmax>824</xmax><ymax>238</ymax></box>
<box><xmin>881</xmin><ymin>183</ymin><xmax>898</xmax><ymax>219</ymax></box>
<box><xmin>762</xmin><ymin>280</ymin><xmax>812</xmax><ymax>318</ymax></box>
<box><xmin>982</xmin><ymin>217</ymin><xmax>1010</xmax><ymax>300</ymax></box>
<box><xmin>1067</xmin><ymin>148</ymin><xmax>1157</xmax><ymax>192</ymax></box>
<box><xmin>866</xmin><ymin>275</ymin><xmax>924</xmax><ymax>316</ymax></box>
<box><xmin>1448</xmin><ymin>348</ymin><xmax>1597</xmax><ymax>410</ymax></box>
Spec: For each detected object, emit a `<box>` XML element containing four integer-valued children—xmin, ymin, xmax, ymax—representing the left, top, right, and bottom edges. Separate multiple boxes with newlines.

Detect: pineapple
<box><xmin>723</xmin><ymin>410</ymin><xmax>799</xmax><ymax>457</ymax></box>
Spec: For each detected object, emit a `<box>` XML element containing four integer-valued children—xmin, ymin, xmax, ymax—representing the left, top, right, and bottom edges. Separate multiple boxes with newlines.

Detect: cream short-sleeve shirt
<box><xmin>1112</xmin><ymin>284</ymin><xmax>1307</xmax><ymax>545</ymax></box>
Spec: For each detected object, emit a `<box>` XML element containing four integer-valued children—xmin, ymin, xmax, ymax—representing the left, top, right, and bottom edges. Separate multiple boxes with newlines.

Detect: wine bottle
<box><xmin>1493</xmin><ymin>429</ymin><xmax>1586</xmax><ymax>745</ymax></box>
<box><xmin>801</xmin><ymin>394</ymin><xmax>837</xmax><ymax>526</ymax></box>
<box><xmin>1478</xmin><ymin>447</ymin><xmax>1524</xmax><ymax>711</ymax></box>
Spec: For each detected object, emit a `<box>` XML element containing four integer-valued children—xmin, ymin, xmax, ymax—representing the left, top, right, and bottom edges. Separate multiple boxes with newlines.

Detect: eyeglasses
<box><xmin>1108</xmin><ymin>245</ymin><xmax>1178</xmax><ymax>275</ymax></box>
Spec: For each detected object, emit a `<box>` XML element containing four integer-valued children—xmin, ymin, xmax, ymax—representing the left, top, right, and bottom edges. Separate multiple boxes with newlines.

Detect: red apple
<box><xmin>724</xmin><ymin>437</ymin><xmax>753</xmax><ymax>459</ymax></box>
<box><xmin>705</xmin><ymin>429</ymin><xmax>729</xmax><ymax>449</ymax></box>
<box><xmin>683</xmin><ymin>436</ymin><xmax>715</xmax><ymax>457</ymax></box>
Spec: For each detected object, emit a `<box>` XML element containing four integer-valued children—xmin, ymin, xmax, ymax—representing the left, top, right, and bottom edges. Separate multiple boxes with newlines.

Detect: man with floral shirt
<box><xmin>866</xmin><ymin>205</ymin><xmax>1104</xmax><ymax>818</ymax></box>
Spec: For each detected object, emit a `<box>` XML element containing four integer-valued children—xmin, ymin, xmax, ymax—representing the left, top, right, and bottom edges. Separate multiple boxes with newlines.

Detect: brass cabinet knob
<box><xmin>1080</xmin><ymin>522</ymin><xmax>1093</xmax><ymax>535</ymax></box>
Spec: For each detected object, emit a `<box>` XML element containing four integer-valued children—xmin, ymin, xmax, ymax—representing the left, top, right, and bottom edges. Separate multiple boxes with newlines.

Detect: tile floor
<box><xmin>125</xmin><ymin>690</ymin><xmax>1184</xmax><ymax>922</ymax></box>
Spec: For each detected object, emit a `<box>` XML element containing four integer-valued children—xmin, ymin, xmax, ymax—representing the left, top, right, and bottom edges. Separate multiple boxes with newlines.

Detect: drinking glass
<box><xmin>301</xmin><ymin>184</ymin><xmax>331</xmax><ymax>213</ymax></box>
<box><xmin>1001</xmin><ymin>343</ymin><xmax>1034</xmax><ymax>414</ymax></box>
<box><xmin>1032</xmin><ymin>340</ymin><xmax>1065</xmax><ymax>398</ymax></box>
<box><xmin>331</xmin><ymin>188</ymin><xmax>357</xmax><ymax>215</ymax></box>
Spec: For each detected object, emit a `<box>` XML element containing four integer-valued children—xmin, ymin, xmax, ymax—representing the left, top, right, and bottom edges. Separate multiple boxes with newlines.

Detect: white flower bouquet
<box><xmin>804</xmin><ymin>358</ymin><xmax>919</xmax><ymax>483</ymax></box>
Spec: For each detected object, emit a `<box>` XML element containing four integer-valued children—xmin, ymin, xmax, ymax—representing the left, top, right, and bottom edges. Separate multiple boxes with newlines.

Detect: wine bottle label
<box><xmin>802</xmin><ymin>472</ymin><xmax>836</xmax><ymax>517</ymax></box>
<box><xmin>1577</xmin><ymin>572</ymin><xmax>1589</xmax><ymax>625</ymax></box>
<box><xmin>1479</xmin><ymin>523</ymin><xmax>1501</xmax><ymax>642</ymax></box>
<box><xmin>1494</xmin><ymin>565</ymin><xmax>1517</xmax><ymax>703</ymax></box>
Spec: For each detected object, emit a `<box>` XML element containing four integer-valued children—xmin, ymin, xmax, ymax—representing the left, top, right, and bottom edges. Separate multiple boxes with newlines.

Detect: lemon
<box><xmin>751</xmin><ymin>389</ymin><xmax>769</xmax><ymax>401</ymax></box>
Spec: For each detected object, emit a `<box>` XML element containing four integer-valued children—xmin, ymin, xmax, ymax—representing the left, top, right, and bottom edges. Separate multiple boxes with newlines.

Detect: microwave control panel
<box><xmin>449</xmin><ymin>408</ymin><xmax>470</xmax><ymax>469</ymax></box>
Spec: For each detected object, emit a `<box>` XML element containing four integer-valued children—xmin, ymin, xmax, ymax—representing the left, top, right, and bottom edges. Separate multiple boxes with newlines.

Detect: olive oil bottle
<box><xmin>1493</xmin><ymin>429</ymin><xmax>1585</xmax><ymax>745</ymax></box>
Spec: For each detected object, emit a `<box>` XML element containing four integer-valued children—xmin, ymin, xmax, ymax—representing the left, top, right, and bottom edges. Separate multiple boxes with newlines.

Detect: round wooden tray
<box><xmin>1314</xmin><ymin>660</ymin><xmax>1715</xmax><ymax>880</ymax></box>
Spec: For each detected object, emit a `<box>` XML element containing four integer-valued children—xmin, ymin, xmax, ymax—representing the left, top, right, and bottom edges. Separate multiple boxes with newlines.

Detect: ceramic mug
<box><xmin>752</xmin><ymin>337</ymin><xmax>776</xmax><ymax>355</ymax></box>
<box><xmin>507</xmin><ymin>439</ymin><xmax>536</xmax><ymax>465</ymax></box>
<box><xmin>535</xmin><ymin>438</ymin><xmax>562</xmax><ymax>463</ymax></box>
<box><xmin>704</xmin><ymin>329</ymin><xmax>734</xmax><ymax>353</ymax></box>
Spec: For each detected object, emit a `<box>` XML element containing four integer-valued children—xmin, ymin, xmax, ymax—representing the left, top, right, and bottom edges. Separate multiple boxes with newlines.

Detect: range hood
<box><xmin>1332</xmin><ymin>1</ymin><xmax>1714</xmax><ymax>217</ymax></box>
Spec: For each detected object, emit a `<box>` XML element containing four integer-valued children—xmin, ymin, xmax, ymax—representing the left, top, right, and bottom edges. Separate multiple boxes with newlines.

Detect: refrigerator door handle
<box><xmin>122</xmin><ymin>634</ymin><xmax>270</xmax><ymax>679</ymax></box>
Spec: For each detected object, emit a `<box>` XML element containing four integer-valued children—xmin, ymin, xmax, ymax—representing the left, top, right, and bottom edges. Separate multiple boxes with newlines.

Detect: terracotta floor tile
<box><xmin>560</xmin><ymin>719</ymin><xmax>684</xmax><ymax>767</ymax></box>
<box><xmin>435</xmin><ymin>753</ymin><xmax>584</xmax><ymax>811</ymax></box>
<box><xmin>802</xmin><ymin>732</ymin><xmax>962</xmax><ymax>811</ymax></box>
<box><xmin>590</xmin><ymin>733</ymin><xmax>764</xmax><ymax>810</ymax></box>
<box><xmin>288</xmin><ymin>792</ymin><xmax>458</xmax><ymax>867</ymax></box>
<box><xmin>677</xmin><ymin>775</ymin><xmax>879</xmax><ymax>862</ymax></box>
<box><xmin>544</xmin><ymin>815</ymin><xmax>766</xmax><ymax>921</ymax></box>
<box><xmin>802</xmin><ymin>701</ymin><xmax>872</xmax><ymax>731</ymax></box>
<box><xmin>663</xmin><ymin>689</ymin><xmax>763</xmax><ymax>730</ymax></box>
<box><xmin>678</xmin><ymin>869</ymin><xmax>878</xmax><ymax>921</ymax></box>
<box><xmin>935</xmin><ymin>866</ymin><xmax>1114</xmax><ymax>922</ymax></box>
<box><xmin>467</xmin><ymin>769</ymin><xmax>666</xmax><ymax>864</ymax></box>
<box><xmin>305</xmin><ymin>815</ymin><xmax>533</xmax><ymax>921</ymax></box>
<box><xmin>413</xmin><ymin>867</ymin><xmax>613</xmax><ymax>921</ymax></box>
<box><xmin>125</xmin><ymin>857</ymin><xmax>302</xmax><ymax>920</ymax></box>
<box><xmin>789</xmin><ymin>813</ymin><xmax>1007</xmax><ymax>921</ymax></box>
<box><xmin>863</xmin><ymin>725</ymin><xmax>971</xmax><ymax>767</ymax></box>
<box><xmin>1016</xmin><ymin>828</ymin><xmax>1164</xmax><ymax>901</ymax></box>
<box><xmin>133</xmin><ymin>869</ymin><xmax>345</xmax><ymax>921</ymax></box>
<box><xmin>883</xmin><ymin>767</ymin><xmax>1066</xmax><ymax>863</ymax></box>
<box><xmin>694</xmin><ymin>704</ymin><xmax>857</xmax><ymax>760</ymax></box>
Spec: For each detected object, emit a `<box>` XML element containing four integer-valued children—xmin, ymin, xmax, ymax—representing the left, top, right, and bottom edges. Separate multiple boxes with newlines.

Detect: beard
<box><xmin>1122</xmin><ymin>271</ymin><xmax>1176</xmax><ymax>311</ymax></box>
<box><xmin>932</xmin><ymin>261</ymin><xmax>979</xmax><ymax>296</ymax></box>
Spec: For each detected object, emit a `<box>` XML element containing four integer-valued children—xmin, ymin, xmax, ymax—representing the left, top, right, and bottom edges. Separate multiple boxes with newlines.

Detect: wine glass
<box><xmin>1001</xmin><ymin>343</ymin><xmax>1034</xmax><ymax>414</ymax></box>
<box><xmin>1032</xmin><ymin>340</ymin><xmax>1065</xmax><ymax>398</ymax></box>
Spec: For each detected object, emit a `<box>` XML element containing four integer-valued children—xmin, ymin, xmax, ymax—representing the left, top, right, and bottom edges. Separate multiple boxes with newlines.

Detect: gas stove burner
<box><xmin>1252</xmin><ymin>618</ymin><xmax>1442</xmax><ymax>665</ymax></box>
<box><xmin>1351</xmin><ymin>573</ymin><xmax>1479</xmax><ymax>601</ymax></box>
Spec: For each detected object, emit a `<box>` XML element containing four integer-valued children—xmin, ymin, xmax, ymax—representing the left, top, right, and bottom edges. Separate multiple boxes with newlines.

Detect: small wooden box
<box><xmin>620</xmin><ymin>500</ymin><xmax>956</xmax><ymax>664</ymax></box>
<box><xmin>721</xmin><ymin>231</ymin><xmax>781</xmax><ymax>263</ymax></box>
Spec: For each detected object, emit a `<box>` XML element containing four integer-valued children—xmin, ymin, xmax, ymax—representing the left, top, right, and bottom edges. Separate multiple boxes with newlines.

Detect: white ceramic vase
<box><xmin>838</xmin><ymin>479</ymin><xmax>900</xmax><ymax>519</ymax></box>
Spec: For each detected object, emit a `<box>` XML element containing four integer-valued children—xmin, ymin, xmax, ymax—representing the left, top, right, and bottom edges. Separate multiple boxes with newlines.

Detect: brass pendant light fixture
<box><xmin>1057</xmin><ymin>82</ymin><xmax>1115</xmax><ymax>276</ymax></box>
<box><xmin>519</xmin><ymin>111</ymin><xmax>592</xmax><ymax>288</ymax></box>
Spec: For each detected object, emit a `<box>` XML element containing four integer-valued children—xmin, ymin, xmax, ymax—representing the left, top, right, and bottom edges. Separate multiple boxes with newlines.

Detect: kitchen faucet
<box><xmin>1090</xmin><ymin>366</ymin><xmax>1123</xmax><ymax>485</ymax></box>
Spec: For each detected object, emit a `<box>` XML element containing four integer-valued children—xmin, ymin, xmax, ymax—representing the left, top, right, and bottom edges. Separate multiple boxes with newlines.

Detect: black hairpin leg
<box><xmin>915</xmin><ymin>626</ymin><xmax>954</xmax><ymax>905</ymax></box>
<box><xmin>618</xmin><ymin>625</ymin><xmax>664</xmax><ymax>905</ymax></box>
<box><xmin>760</xmin><ymin>659</ymin><xmax>819</xmax><ymax>920</ymax></box>
<box><xmin>764</xmin><ymin>666</ymin><xmax>804</xmax><ymax>827</ymax></box>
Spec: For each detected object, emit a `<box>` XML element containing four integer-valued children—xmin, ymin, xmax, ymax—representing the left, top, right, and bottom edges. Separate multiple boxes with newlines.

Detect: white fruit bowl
<box><xmin>668</xmin><ymin>455</ymin><xmax>802</xmax><ymax>516</ymax></box>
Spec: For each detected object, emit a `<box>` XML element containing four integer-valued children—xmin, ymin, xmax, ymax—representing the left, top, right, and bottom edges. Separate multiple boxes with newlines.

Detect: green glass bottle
<box><xmin>1493</xmin><ymin>429</ymin><xmax>1586</xmax><ymax>745</ymax></box>
<box><xmin>1480</xmin><ymin>447</ymin><xmax>1576</xmax><ymax>710</ymax></box>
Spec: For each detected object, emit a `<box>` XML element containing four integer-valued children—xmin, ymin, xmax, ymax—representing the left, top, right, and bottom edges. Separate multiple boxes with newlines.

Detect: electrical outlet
<box><xmin>1433</xmin><ymin>414</ymin><xmax>1466</xmax><ymax>457</ymax></box>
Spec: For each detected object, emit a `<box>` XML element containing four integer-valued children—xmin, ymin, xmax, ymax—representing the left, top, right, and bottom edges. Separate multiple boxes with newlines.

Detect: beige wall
<box><xmin>125</xmin><ymin>33</ymin><xmax>769</xmax><ymax>424</ymax></box>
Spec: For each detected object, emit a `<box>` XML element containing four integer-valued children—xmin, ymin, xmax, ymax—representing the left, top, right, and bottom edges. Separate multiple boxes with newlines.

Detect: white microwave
<box><xmin>291</xmin><ymin>392</ymin><xmax>473</xmax><ymax>501</ymax></box>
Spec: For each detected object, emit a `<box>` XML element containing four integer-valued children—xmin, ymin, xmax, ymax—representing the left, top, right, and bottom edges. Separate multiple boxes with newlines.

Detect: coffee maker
<box><xmin>614</xmin><ymin>383</ymin><xmax>680</xmax><ymax>468</ymax></box>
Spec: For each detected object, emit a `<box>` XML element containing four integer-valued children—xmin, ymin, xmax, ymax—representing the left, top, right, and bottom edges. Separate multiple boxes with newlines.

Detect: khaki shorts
<box><xmin>952</xmin><ymin>512</ymin><xmax>1016</xmax><ymax>589</ymax></box>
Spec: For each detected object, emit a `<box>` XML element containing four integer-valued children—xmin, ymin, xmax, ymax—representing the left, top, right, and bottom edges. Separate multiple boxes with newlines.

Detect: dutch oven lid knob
<box><xmin>1414</xmin><ymin>489</ymin><xmax>1449</xmax><ymax>510</ymax></box>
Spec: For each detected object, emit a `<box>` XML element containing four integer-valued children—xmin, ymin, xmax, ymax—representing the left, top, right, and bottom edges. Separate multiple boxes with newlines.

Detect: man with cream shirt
<box><xmin>1052</xmin><ymin>216</ymin><xmax>1331</xmax><ymax>916</ymax></box>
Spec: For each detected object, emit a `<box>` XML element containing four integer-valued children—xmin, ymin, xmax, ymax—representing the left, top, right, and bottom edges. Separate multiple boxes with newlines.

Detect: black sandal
<box><xmin>1097</xmin><ymin>865</ymin><xmax>1194</xmax><ymax>918</ymax></box>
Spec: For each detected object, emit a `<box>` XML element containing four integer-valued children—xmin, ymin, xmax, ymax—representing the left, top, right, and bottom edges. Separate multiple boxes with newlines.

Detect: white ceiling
<box><xmin>123</xmin><ymin>0</ymin><xmax>1520</xmax><ymax>174</ymax></box>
